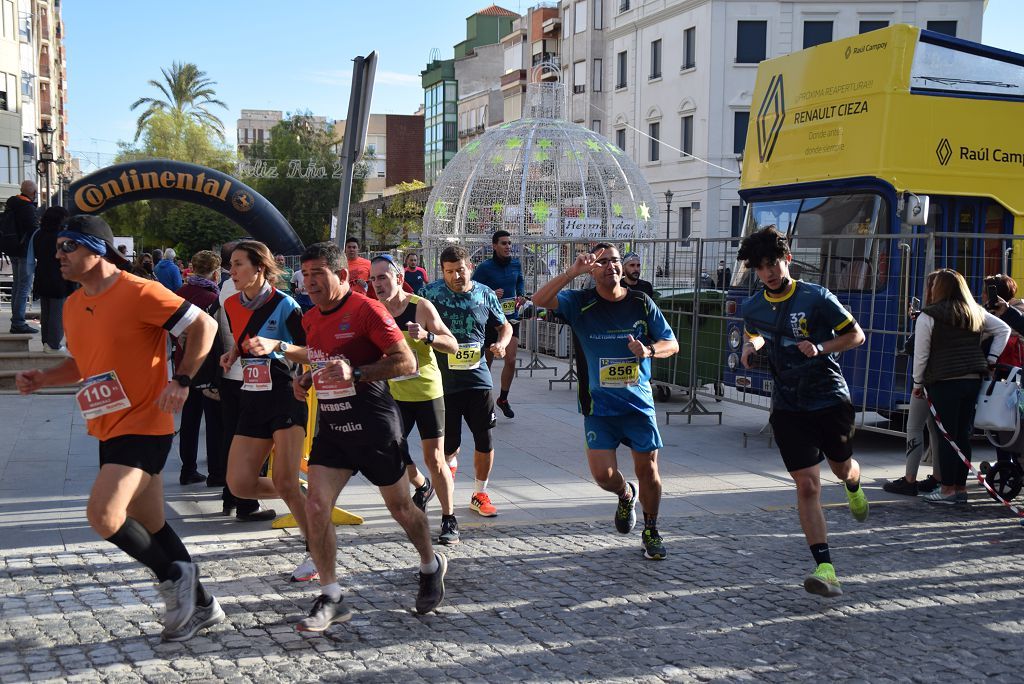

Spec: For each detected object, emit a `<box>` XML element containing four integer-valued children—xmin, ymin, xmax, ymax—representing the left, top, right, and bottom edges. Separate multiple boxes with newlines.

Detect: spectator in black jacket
<box><xmin>31</xmin><ymin>206</ymin><xmax>71</xmax><ymax>352</ymax></box>
<box><xmin>4</xmin><ymin>180</ymin><xmax>40</xmax><ymax>333</ymax></box>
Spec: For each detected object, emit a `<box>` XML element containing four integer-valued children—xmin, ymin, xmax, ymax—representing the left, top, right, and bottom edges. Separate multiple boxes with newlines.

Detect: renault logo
<box><xmin>936</xmin><ymin>138</ymin><xmax>952</xmax><ymax>166</ymax></box>
<box><xmin>756</xmin><ymin>74</ymin><xmax>785</xmax><ymax>163</ymax></box>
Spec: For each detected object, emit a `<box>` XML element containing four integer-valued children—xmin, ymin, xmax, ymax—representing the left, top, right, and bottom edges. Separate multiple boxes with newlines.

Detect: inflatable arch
<box><xmin>66</xmin><ymin>159</ymin><xmax>304</xmax><ymax>255</ymax></box>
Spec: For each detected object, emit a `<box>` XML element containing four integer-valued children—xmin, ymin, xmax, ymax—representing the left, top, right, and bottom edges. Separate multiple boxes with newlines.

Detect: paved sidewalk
<box><xmin>2</xmin><ymin>353</ymin><xmax>1023</xmax><ymax>681</ymax></box>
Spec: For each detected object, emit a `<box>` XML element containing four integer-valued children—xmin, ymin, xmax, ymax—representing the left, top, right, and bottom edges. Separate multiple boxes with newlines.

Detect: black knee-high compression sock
<box><xmin>106</xmin><ymin>518</ymin><xmax>176</xmax><ymax>582</ymax></box>
<box><xmin>153</xmin><ymin>524</ymin><xmax>212</xmax><ymax>606</ymax></box>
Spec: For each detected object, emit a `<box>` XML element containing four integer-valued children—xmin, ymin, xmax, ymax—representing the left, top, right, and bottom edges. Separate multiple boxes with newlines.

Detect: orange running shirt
<box><xmin>64</xmin><ymin>271</ymin><xmax>200</xmax><ymax>441</ymax></box>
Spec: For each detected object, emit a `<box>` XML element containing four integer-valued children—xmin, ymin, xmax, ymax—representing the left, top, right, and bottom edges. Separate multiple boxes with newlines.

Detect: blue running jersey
<box><xmin>741</xmin><ymin>280</ymin><xmax>856</xmax><ymax>412</ymax></box>
<box><xmin>472</xmin><ymin>257</ymin><xmax>524</xmax><ymax>321</ymax></box>
<box><xmin>556</xmin><ymin>288</ymin><xmax>675</xmax><ymax>417</ymax></box>
<box><xmin>420</xmin><ymin>280</ymin><xmax>507</xmax><ymax>392</ymax></box>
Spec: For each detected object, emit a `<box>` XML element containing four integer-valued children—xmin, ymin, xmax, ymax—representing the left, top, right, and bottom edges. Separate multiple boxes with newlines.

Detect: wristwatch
<box><xmin>278</xmin><ymin>341</ymin><xmax>290</xmax><ymax>353</ymax></box>
<box><xmin>425</xmin><ymin>331</ymin><xmax>436</xmax><ymax>345</ymax></box>
<box><xmin>352</xmin><ymin>367</ymin><xmax>363</xmax><ymax>383</ymax></box>
<box><xmin>815</xmin><ymin>343</ymin><xmax>825</xmax><ymax>355</ymax></box>
<box><xmin>172</xmin><ymin>374</ymin><xmax>191</xmax><ymax>388</ymax></box>
<box><xmin>646</xmin><ymin>343</ymin><xmax>656</xmax><ymax>359</ymax></box>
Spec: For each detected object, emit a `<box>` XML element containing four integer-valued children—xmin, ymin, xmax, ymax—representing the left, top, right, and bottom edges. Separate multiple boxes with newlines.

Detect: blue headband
<box><xmin>58</xmin><ymin>230</ymin><xmax>108</xmax><ymax>257</ymax></box>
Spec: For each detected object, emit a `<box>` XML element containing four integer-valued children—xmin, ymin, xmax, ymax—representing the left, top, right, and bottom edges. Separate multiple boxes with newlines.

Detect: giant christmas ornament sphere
<box><xmin>423</xmin><ymin>75</ymin><xmax>658</xmax><ymax>247</ymax></box>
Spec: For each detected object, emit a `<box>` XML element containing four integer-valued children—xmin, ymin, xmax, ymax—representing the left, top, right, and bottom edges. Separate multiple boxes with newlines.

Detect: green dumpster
<box><xmin>650</xmin><ymin>290</ymin><xmax>726</xmax><ymax>397</ymax></box>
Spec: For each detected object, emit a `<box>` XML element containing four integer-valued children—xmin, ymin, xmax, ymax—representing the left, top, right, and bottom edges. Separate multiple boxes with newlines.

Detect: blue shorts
<box><xmin>583</xmin><ymin>413</ymin><xmax>663</xmax><ymax>453</ymax></box>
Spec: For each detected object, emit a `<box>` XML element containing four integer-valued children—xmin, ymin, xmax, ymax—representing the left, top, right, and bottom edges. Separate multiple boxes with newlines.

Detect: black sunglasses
<box><xmin>57</xmin><ymin>239</ymin><xmax>81</xmax><ymax>254</ymax></box>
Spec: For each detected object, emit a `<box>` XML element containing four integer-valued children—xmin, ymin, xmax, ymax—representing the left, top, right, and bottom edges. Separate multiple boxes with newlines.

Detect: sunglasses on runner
<box><xmin>57</xmin><ymin>239</ymin><xmax>82</xmax><ymax>254</ymax></box>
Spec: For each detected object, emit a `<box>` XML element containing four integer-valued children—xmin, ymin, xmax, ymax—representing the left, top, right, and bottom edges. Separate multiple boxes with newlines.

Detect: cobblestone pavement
<box><xmin>3</xmin><ymin>497</ymin><xmax>1024</xmax><ymax>683</ymax></box>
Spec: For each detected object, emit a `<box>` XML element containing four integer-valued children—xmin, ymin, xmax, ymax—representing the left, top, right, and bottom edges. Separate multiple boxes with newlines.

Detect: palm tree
<box><xmin>130</xmin><ymin>62</ymin><xmax>228</xmax><ymax>141</ymax></box>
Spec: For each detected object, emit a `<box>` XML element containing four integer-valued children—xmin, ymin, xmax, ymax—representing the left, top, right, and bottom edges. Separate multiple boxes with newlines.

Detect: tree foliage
<box><xmin>366</xmin><ymin>181</ymin><xmax>427</xmax><ymax>249</ymax></box>
<box><xmin>244</xmin><ymin>112</ymin><xmax>369</xmax><ymax>247</ymax></box>
<box><xmin>131</xmin><ymin>62</ymin><xmax>228</xmax><ymax>142</ymax></box>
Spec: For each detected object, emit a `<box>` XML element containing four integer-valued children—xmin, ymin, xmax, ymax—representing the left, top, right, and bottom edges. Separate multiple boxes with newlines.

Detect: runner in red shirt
<box><xmin>285</xmin><ymin>241</ymin><xmax>448</xmax><ymax>632</ymax></box>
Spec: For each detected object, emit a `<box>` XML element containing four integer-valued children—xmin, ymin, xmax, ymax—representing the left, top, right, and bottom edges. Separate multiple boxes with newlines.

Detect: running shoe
<box><xmin>296</xmin><ymin>594</ymin><xmax>352</xmax><ymax>632</ymax></box>
<box><xmin>641</xmin><ymin>528</ymin><xmax>667</xmax><ymax>560</ymax></box>
<box><xmin>179</xmin><ymin>471</ymin><xmax>206</xmax><ymax>486</ymax></box>
<box><xmin>415</xmin><ymin>553</ymin><xmax>448</xmax><ymax>615</ymax></box>
<box><xmin>615</xmin><ymin>481</ymin><xmax>638</xmax><ymax>534</ymax></box>
<box><xmin>496</xmin><ymin>398</ymin><xmax>515</xmax><ymax>419</ymax></box>
<box><xmin>470</xmin><ymin>492</ymin><xmax>498</xmax><ymax>517</ymax></box>
<box><xmin>916</xmin><ymin>474</ymin><xmax>939</xmax><ymax>494</ymax></box>
<box><xmin>157</xmin><ymin>561</ymin><xmax>198</xmax><ymax>633</ymax></box>
<box><xmin>922</xmin><ymin>489</ymin><xmax>968</xmax><ymax>505</ymax></box>
<box><xmin>437</xmin><ymin>516</ymin><xmax>461</xmax><ymax>545</ymax></box>
<box><xmin>845</xmin><ymin>484</ymin><xmax>870</xmax><ymax>522</ymax></box>
<box><xmin>803</xmin><ymin>562</ymin><xmax>843</xmax><ymax>597</ymax></box>
<box><xmin>162</xmin><ymin>596</ymin><xmax>225</xmax><ymax>642</ymax></box>
<box><xmin>290</xmin><ymin>555</ymin><xmax>319</xmax><ymax>582</ymax></box>
<box><xmin>882</xmin><ymin>476</ymin><xmax>918</xmax><ymax>496</ymax></box>
<box><xmin>413</xmin><ymin>478</ymin><xmax>435</xmax><ymax>512</ymax></box>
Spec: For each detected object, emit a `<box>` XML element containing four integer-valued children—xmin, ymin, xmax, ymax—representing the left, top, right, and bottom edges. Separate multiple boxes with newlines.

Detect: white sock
<box><xmin>448</xmin><ymin>455</ymin><xmax>458</xmax><ymax>470</ymax></box>
<box><xmin>419</xmin><ymin>554</ymin><xmax>439</xmax><ymax>575</ymax></box>
<box><xmin>320</xmin><ymin>582</ymin><xmax>342</xmax><ymax>601</ymax></box>
<box><xmin>474</xmin><ymin>479</ymin><xmax>488</xmax><ymax>493</ymax></box>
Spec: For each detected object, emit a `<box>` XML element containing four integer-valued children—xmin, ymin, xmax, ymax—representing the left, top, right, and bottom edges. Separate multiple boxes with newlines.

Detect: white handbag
<box><xmin>975</xmin><ymin>367</ymin><xmax>1021</xmax><ymax>438</ymax></box>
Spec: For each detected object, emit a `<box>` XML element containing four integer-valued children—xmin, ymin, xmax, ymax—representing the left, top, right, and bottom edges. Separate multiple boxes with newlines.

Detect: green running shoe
<box><xmin>641</xmin><ymin>528</ymin><xmax>666</xmax><ymax>560</ymax></box>
<box><xmin>846</xmin><ymin>484</ymin><xmax>869</xmax><ymax>522</ymax></box>
<box><xmin>803</xmin><ymin>562</ymin><xmax>842</xmax><ymax>597</ymax></box>
<box><xmin>614</xmin><ymin>481</ymin><xmax>638</xmax><ymax>534</ymax></box>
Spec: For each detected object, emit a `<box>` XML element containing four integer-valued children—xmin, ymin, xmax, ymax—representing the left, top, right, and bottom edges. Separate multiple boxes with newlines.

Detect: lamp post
<box><xmin>36</xmin><ymin>122</ymin><xmax>55</xmax><ymax>208</ymax></box>
<box><xmin>663</xmin><ymin>188</ymin><xmax>673</xmax><ymax>278</ymax></box>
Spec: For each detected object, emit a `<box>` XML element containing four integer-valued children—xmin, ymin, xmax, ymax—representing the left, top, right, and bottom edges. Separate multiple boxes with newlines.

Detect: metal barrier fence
<box><xmin>413</xmin><ymin>232</ymin><xmax>1024</xmax><ymax>437</ymax></box>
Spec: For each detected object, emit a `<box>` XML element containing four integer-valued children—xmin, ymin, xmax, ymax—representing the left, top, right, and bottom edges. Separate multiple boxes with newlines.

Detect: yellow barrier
<box><xmin>270</xmin><ymin>376</ymin><xmax>364</xmax><ymax>528</ymax></box>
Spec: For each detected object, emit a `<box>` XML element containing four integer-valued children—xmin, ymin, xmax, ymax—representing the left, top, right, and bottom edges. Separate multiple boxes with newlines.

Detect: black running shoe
<box><xmin>882</xmin><ymin>476</ymin><xmax>918</xmax><ymax>496</ymax></box>
<box><xmin>496</xmin><ymin>398</ymin><xmax>515</xmax><ymax>419</ymax></box>
<box><xmin>642</xmin><ymin>528</ymin><xmax>667</xmax><ymax>560</ymax></box>
<box><xmin>413</xmin><ymin>478</ymin><xmax>435</xmax><ymax>512</ymax></box>
<box><xmin>614</xmin><ymin>481</ymin><xmax>638</xmax><ymax>534</ymax></box>
<box><xmin>297</xmin><ymin>594</ymin><xmax>352</xmax><ymax>632</ymax></box>
<box><xmin>437</xmin><ymin>515</ymin><xmax>461</xmax><ymax>545</ymax></box>
<box><xmin>415</xmin><ymin>553</ymin><xmax>447</xmax><ymax>614</ymax></box>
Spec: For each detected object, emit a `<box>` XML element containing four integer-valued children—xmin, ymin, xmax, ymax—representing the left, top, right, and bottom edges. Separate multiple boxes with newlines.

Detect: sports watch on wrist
<box><xmin>425</xmin><ymin>331</ymin><xmax>436</xmax><ymax>345</ymax></box>
<box><xmin>278</xmin><ymin>341</ymin><xmax>289</xmax><ymax>353</ymax></box>
<box><xmin>352</xmin><ymin>367</ymin><xmax>363</xmax><ymax>383</ymax></box>
<box><xmin>172</xmin><ymin>374</ymin><xmax>191</xmax><ymax>388</ymax></box>
<box><xmin>815</xmin><ymin>343</ymin><xmax>825</xmax><ymax>355</ymax></box>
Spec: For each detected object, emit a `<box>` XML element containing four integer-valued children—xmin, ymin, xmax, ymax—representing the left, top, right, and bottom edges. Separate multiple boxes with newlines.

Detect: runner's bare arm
<box><xmin>797</xmin><ymin>322</ymin><xmax>866</xmax><ymax>357</ymax></box>
<box><xmin>174</xmin><ymin>312</ymin><xmax>218</xmax><ymax>378</ymax></box>
<box><xmin>489</xmin><ymin>321</ymin><xmax>513</xmax><ymax>358</ymax></box>
<box><xmin>15</xmin><ymin>358</ymin><xmax>83</xmax><ymax>394</ymax></box>
<box><xmin>532</xmin><ymin>250</ymin><xmax>603</xmax><ymax>309</ymax></box>
<box><xmin>354</xmin><ymin>340</ymin><xmax>416</xmax><ymax>382</ymax></box>
<box><xmin>740</xmin><ymin>334</ymin><xmax>765</xmax><ymax>369</ymax></box>
<box><xmin>411</xmin><ymin>298</ymin><xmax>459</xmax><ymax>354</ymax></box>
<box><xmin>243</xmin><ymin>336</ymin><xmax>310</xmax><ymax>364</ymax></box>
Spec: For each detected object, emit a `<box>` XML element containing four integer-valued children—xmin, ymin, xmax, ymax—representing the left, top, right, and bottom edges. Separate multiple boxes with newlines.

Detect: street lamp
<box><xmin>36</xmin><ymin>122</ymin><xmax>56</xmax><ymax>208</ymax></box>
<box><xmin>663</xmin><ymin>188</ymin><xmax>673</xmax><ymax>277</ymax></box>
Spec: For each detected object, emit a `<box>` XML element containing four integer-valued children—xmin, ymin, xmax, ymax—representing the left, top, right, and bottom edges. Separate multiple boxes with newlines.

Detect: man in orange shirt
<box><xmin>16</xmin><ymin>215</ymin><xmax>221</xmax><ymax>642</ymax></box>
<box><xmin>345</xmin><ymin>236</ymin><xmax>372</xmax><ymax>294</ymax></box>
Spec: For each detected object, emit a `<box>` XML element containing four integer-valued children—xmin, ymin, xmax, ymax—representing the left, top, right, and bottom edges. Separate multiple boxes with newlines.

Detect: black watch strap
<box><xmin>425</xmin><ymin>331</ymin><xmax>436</xmax><ymax>345</ymax></box>
<box><xmin>172</xmin><ymin>374</ymin><xmax>191</xmax><ymax>388</ymax></box>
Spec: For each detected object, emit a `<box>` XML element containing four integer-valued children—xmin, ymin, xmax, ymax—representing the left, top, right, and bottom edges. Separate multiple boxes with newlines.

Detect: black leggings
<box><xmin>926</xmin><ymin>378</ymin><xmax>981</xmax><ymax>487</ymax></box>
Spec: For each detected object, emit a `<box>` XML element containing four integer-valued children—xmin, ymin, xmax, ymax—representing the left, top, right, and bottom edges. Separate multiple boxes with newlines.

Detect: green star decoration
<box><xmin>492</xmin><ymin>202</ymin><xmax>504</xmax><ymax>216</ymax></box>
<box><xmin>612</xmin><ymin>203</ymin><xmax>624</xmax><ymax>218</ymax></box>
<box><xmin>637</xmin><ymin>203</ymin><xmax>651</xmax><ymax>221</ymax></box>
<box><xmin>585</xmin><ymin>139</ymin><xmax>603</xmax><ymax>152</ymax></box>
<box><xmin>506</xmin><ymin>137</ymin><xmax>523</xmax><ymax>150</ymax></box>
<box><xmin>467</xmin><ymin>208</ymin><xmax>479</xmax><ymax>222</ymax></box>
<box><xmin>464</xmin><ymin>140</ymin><xmax>481</xmax><ymax>154</ymax></box>
<box><xmin>533</xmin><ymin>151</ymin><xmax>550</xmax><ymax>162</ymax></box>
<box><xmin>490</xmin><ymin>153</ymin><xmax>504</xmax><ymax>165</ymax></box>
<box><xmin>532</xmin><ymin>199</ymin><xmax>551</xmax><ymax>223</ymax></box>
<box><xmin>537</xmin><ymin>138</ymin><xmax>552</xmax><ymax>149</ymax></box>
<box><xmin>564</xmin><ymin>150</ymin><xmax>582</xmax><ymax>161</ymax></box>
<box><xmin>433</xmin><ymin>201</ymin><xmax>448</xmax><ymax>220</ymax></box>
<box><xmin>606</xmin><ymin>142</ymin><xmax>623</xmax><ymax>155</ymax></box>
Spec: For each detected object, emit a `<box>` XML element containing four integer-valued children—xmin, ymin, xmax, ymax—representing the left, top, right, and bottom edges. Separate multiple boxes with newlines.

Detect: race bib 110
<box><xmin>76</xmin><ymin>371</ymin><xmax>131</xmax><ymax>420</ymax></box>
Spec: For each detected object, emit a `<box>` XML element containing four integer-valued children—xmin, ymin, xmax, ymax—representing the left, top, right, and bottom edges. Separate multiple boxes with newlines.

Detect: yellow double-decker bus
<box><xmin>727</xmin><ymin>24</ymin><xmax>1024</xmax><ymax>427</ymax></box>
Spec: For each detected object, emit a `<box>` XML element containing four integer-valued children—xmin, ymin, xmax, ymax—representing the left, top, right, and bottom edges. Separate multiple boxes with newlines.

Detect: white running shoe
<box><xmin>290</xmin><ymin>555</ymin><xmax>319</xmax><ymax>582</ymax></box>
<box><xmin>157</xmin><ymin>561</ymin><xmax>198</xmax><ymax>633</ymax></box>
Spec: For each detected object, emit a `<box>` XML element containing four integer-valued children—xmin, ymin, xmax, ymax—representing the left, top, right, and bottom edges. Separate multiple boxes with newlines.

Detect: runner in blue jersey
<box><xmin>738</xmin><ymin>226</ymin><xmax>868</xmax><ymax>598</ymax></box>
<box><xmin>472</xmin><ymin>230</ymin><xmax>525</xmax><ymax>419</ymax></box>
<box><xmin>421</xmin><ymin>244</ymin><xmax>512</xmax><ymax>519</ymax></box>
<box><xmin>533</xmin><ymin>243</ymin><xmax>679</xmax><ymax>560</ymax></box>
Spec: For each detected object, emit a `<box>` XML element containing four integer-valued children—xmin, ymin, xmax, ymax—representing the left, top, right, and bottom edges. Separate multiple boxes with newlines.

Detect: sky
<box><xmin>64</xmin><ymin>0</ymin><xmax>1024</xmax><ymax>174</ymax></box>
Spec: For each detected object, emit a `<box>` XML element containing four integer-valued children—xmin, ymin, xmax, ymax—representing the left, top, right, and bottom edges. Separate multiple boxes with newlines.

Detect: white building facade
<box><xmin>562</xmin><ymin>0</ymin><xmax>985</xmax><ymax>241</ymax></box>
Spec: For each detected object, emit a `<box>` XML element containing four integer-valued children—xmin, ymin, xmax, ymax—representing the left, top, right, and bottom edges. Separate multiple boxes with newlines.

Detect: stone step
<box><xmin>0</xmin><ymin>334</ymin><xmax>33</xmax><ymax>353</ymax></box>
<box><xmin>0</xmin><ymin>351</ymin><xmax>69</xmax><ymax>371</ymax></box>
<box><xmin>0</xmin><ymin>370</ymin><xmax>80</xmax><ymax>394</ymax></box>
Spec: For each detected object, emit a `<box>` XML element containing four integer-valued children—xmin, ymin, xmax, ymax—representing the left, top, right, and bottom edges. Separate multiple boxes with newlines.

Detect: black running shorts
<box><xmin>769</xmin><ymin>400</ymin><xmax>856</xmax><ymax>472</ymax></box>
<box><xmin>99</xmin><ymin>434</ymin><xmax>174</xmax><ymax>475</ymax></box>
<box><xmin>398</xmin><ymin>397</ymin><xmax>445</xmax><ymax>441</ymax></box>
<box><xmin>307</xmin><ymin>433</ymin><xmax>405</xmax><ymax>487</ymax></box>
<box><xmin>235</xmin><ymin>379</ymin><xmax>308</xmax><ymax>440</ymax></box>
<box><xmin>444</xmin><ymin>388</ymin><xmax>495</xmax><ymax>456</ymax></box>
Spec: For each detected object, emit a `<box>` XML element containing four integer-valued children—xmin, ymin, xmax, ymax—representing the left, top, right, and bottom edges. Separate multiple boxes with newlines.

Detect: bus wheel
<box><xmin>985</xmin><ymin>460</ymin><xmax>1024</xmax><ymax>502</ymax></box>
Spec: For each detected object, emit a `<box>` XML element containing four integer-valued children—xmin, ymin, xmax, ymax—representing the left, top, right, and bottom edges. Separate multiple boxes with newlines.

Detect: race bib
<box><xmin>599</xmin><ymin>357</ymin><xmax>641</xmax><ymax>388</ymax></box>
<box><xmin>241</xmin><ymin>358</ymin><xmax>272</xmax><ymax>392</ymax></box>
<box><xmin>311</xmin><ymin>360</ymin><xmax>356</xmax><ymax>399</ymax></box>
<box><xmin>501</xmin><ymin>298</ymin><xmax>517</xmax><ymax>316</ymax></box>
<box><xmin>449</xmin><ymin>342</ymin><xmax>482</xmax><ymax>371</ymax></box>
<box><xmin>76</xmin><ymin>371</ymin><xmax>131</xmax><ymax>420</ymax></box>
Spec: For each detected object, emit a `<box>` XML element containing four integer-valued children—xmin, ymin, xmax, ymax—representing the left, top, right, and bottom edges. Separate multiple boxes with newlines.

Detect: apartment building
<box><xmin>334</xmin><ymin>113</ymin><xmax>424</xmax><ymax>199</ymax></box>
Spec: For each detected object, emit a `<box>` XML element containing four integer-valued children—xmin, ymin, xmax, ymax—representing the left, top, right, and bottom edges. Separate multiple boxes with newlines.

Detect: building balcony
<box><xmin>532</xmin><ymin>52</ymin><xmax>558</xmax><ymax>67</ymax></box>
<box><xmin>501</xmin><ymin>70</ymin><xmax>526</xmax><ymax>88</ymax></box>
